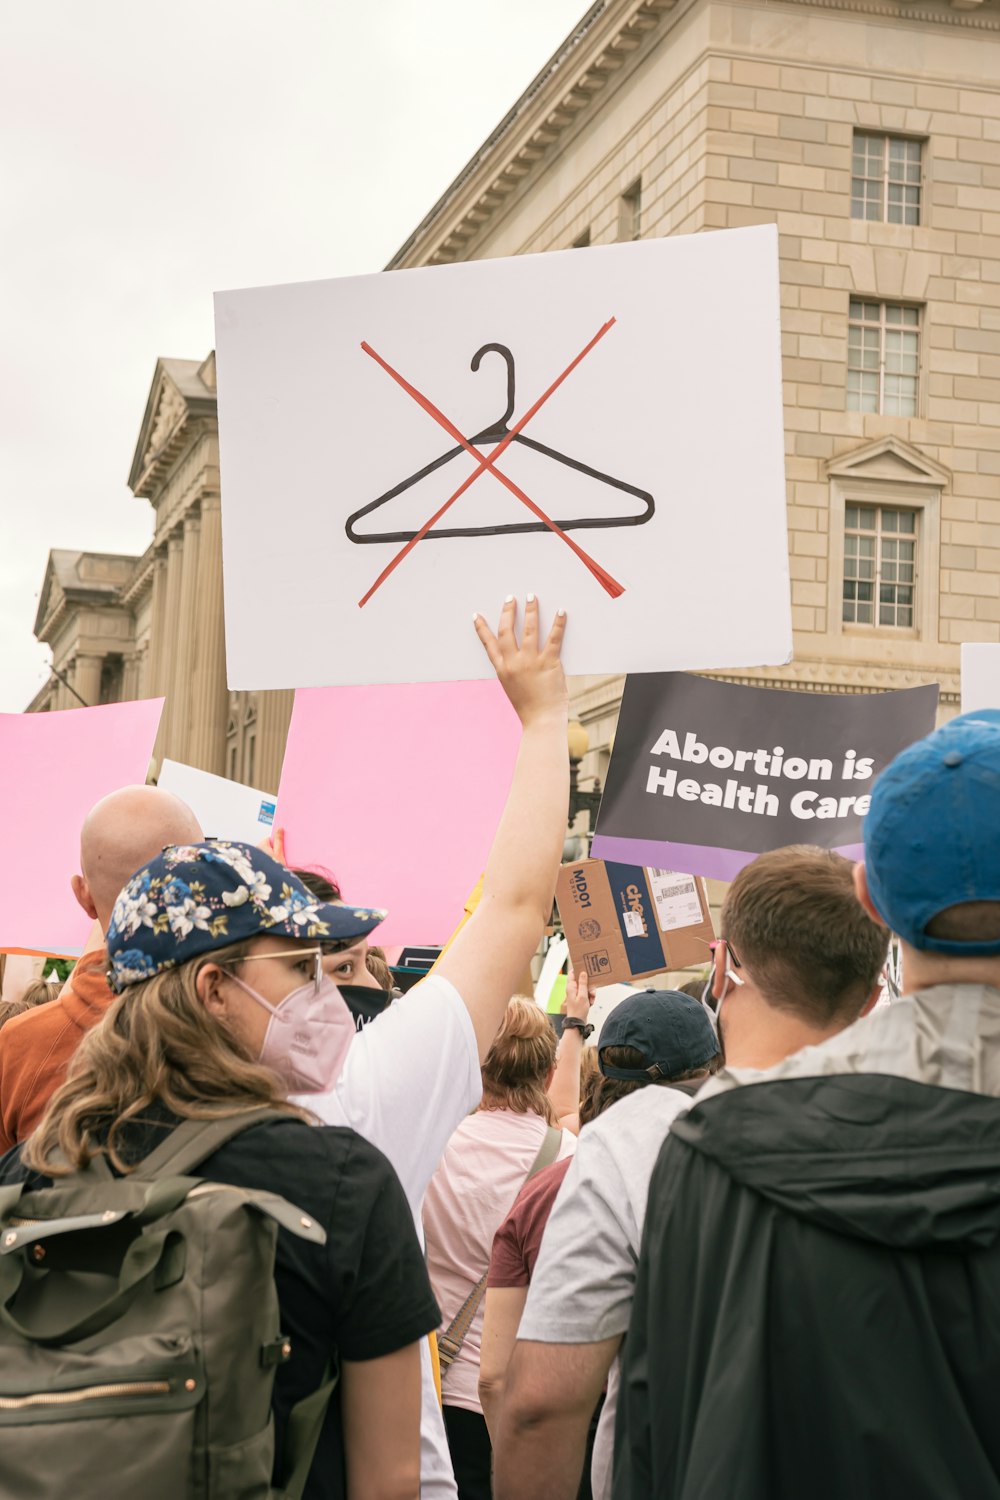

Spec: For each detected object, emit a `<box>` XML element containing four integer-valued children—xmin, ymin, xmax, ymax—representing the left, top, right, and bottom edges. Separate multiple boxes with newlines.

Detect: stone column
<box><xmin>122</xmin><ymin>648</ymin><xmax>142</xmax><ymax>702</ymax></box>
<box><xmin>187</xmin><ymin>496</ymin><xmax>229</xmax><ymax>775</ymax></box>
<box><xmin>169</xmin><ymin>510</ymin><xmax>201</xmax><ymax>759</ymax></box>
<box><xmin>73</xmin><ymin>653</ymin><xmax>104</xmax><ymax>708</ymax></box>
<box><xmin>255</xmin><ymin>689</ymin><xmax>294</xmax><ymax>792</ymax></box>
<box><xmin>146</xmin><ymin>547</ymin><xmax>169</xmax><ymax>701</ymax></box>
<box><xmin>157</xmin><ymin>528</ymin><xmax>185</xmax><ymax>760</ymax></box>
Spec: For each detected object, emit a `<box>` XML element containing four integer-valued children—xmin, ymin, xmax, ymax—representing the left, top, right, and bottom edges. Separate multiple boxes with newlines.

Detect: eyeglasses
<box><xmin>709</xmin><ymin>938</ymin><xmax>745</xmax><ymax>988</ymax></box>
<box><xmin>230</xmin><ymin>947</ymin><xmax>324</xmax><ymax>995</ymax></box>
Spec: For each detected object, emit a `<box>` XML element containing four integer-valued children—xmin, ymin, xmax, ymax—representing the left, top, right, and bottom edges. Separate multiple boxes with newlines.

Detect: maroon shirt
<box><xmin>488</xmin><ymin>1156</ymin><xmax>574</xmax><ymax>1288</ymax></box>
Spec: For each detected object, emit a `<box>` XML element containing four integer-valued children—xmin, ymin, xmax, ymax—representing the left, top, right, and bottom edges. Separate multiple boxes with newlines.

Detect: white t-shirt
<box><xmin>423</xmin><ymin>1107</ymin><xmax>576</xmax><ymax>1413</ymax></box>
<box><xmin>517</xmin><ymin>1085</ymin><xmax>691</xmax><ymax>1500</ymax></box>
<box><xmin>296</xmin><ymin>973</ymin><xmax>482</xmax><ymax>1500</ymax></box>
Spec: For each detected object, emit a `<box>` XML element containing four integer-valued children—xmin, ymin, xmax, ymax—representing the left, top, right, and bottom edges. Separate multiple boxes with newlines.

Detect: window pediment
<box><xmin>826</xmin><ymin>437</ymin><xmax>950</xmax><ymax>489</ymax></box>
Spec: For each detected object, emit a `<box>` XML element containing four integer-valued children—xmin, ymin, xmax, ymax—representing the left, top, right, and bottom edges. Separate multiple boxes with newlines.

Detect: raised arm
<box><xmin>547</xmin><ymin>967</ymin><xmax>596</xmax><ymax>1129</ymax></box>
<box><xmin>435</xmin><ymin>596</ymin><xmax>569</xmax><ymax>1061</ymax></box>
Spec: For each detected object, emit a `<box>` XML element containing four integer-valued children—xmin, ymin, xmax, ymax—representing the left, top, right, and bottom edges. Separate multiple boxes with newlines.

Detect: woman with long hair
<box><xmin>422</xmin><ymin>997</ymin><xmax>577</xmax><ymax>1499</ymax></box>
<box><xmin>1</xmin><ymin>840</ymin><xmax>439</xmax><ymax>1500</ymax></box>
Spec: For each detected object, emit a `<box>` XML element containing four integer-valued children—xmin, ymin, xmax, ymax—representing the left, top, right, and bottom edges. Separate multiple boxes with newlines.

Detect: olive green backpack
<box><xmin>0</xmin><ymin>1109</ymin><xmax>337</xmax><ymax>1499</ymax></box>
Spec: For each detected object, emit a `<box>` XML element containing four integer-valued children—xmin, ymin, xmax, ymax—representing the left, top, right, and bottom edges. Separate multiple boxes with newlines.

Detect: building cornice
<box><xmin>128</xmin><ymin>361</ymin><xmax>217</xmax><ymax>502</ymax></box>
<box><xmin>390</xmin><ymin>0</ymin><xmax>998</xmax><ymax>270</ymax></box>
<box><xmin>388</xmin><ymin>0</ymin><xmax>679</xmax><ymax>270</ymax></box>
<box><xmin>786</xmin><ymin>0</ymin><xmax>998</xmax><ymax>26</ymax></box>
<box><xmin>568</xmin><ymin>655</ymin><xmax>959</xmax><ymax>723</ymax></box>
<box><xmin>118</xmin><ymin>543</ymin><xmax>158</xmax><ymax>610</ymax></box>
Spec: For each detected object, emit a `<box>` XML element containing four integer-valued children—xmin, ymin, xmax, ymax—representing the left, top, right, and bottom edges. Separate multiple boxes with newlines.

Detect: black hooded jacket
<box><xmin>614</xmin><ymin>1073</ymin><xmax>1000</xmax><ymax>1500</ymax></box>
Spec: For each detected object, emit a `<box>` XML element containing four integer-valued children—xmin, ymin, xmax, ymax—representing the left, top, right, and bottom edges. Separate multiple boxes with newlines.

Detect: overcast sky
<box><xmin>0</xmin><ymin>0</ymin><xmax>587</xmax><ymax>711</ymax></box>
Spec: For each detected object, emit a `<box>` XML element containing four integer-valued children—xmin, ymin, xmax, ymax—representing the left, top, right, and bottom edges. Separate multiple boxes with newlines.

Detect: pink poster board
<box><xmin>275</xmin><ymin>683</ymin><xmax>521</xmax><ymax>947</ymax></box>
<box><xmin>0</xmin><ymin>699</ymin><xmax>165</xmax><ymax>958</ymax></box>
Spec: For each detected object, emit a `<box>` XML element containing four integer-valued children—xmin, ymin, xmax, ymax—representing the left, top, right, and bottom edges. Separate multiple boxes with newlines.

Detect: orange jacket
<box><xmin>0</xmin><ymin>950</ymin><xmax>115</xmax><ymax>1155</ymax></box>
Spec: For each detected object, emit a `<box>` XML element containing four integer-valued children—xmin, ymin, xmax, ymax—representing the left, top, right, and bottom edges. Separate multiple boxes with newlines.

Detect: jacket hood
<box><xmin>672</xmin><ymin>1073</ymin><xmax>1000</xmax><ymax>1252</ymax></box>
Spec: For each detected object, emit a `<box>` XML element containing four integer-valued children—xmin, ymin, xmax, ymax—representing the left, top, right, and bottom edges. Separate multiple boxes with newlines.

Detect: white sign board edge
<box><xmin>215</xmin><ymin>224</ymin><xmax>792</xmax><ymax>690</ymax></box>
<box><xmin>961</xmin><ymin>643</ymin><xmax>1000</xmax><ymax>715</ymax></box>
<box><xmin>158</xmin><ymin>759</ymin><xmax>277</xmax><ymax>847</ymax></box>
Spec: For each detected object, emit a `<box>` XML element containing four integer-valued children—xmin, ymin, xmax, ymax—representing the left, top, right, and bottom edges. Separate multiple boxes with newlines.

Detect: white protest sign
<box><xmin>215</xmin><ymin>225</ymin><xmax>791</xmax><ymax>689</ymax></box>
<box><xmin>961</xmin><ymin>644</ymin><xmax>1000</xmax><ymax>714</ymax></box>
<box><xmin>535</xmin><ymin>934</ymin><xmax>569</xmax><ymax>1011</ymax></box>
<box><xmin>158</xmin><ymin>759</ymin><xmax>277</xmax><ymax>846</ymax></box>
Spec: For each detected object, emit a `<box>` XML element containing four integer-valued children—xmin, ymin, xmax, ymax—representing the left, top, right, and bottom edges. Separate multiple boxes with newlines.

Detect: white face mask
<box><xmin>225</xmin><ymin>970</ymin><xmax>356</xmax><ymax>1095</ymax></box>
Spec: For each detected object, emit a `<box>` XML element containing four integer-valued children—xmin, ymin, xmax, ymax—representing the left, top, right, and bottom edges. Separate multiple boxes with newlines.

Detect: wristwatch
<box><xmin>562</xmin><ymin>1016</ymin><xmax>594</xmax><ymax>1038</ymax></box>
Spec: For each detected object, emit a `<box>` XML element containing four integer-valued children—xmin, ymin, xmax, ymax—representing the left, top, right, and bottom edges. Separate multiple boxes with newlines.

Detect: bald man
<box><xmin>0</xmin><ymin>786</ymin><xmax>202</xmax><ymax>1153</ymax></box>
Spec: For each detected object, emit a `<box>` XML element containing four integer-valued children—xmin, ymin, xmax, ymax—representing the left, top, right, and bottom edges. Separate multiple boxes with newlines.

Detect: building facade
<box><xmin>391</xmin><ymin>0</ymin><xmax>1000</xmax><ymax>805</ymax></box>
<box><xmin>29</xmin><ymin>354</ymin><xmax>292</xmax><ymax>792</ymax></box>
<box><xmin>29</xmin><ymin>0</ymin><xmax>1000</xmax><ymax>826</ymax></box>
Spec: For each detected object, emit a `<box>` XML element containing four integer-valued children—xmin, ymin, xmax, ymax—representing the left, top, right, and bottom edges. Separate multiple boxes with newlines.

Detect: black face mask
<box><xmin>336</xmin><ymin>984</ymin><xmax>393</xmax><ymax>1031</ymax></box>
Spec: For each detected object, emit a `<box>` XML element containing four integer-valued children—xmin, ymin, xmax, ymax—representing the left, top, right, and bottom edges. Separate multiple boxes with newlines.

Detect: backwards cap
<box><xmin>864</xmin><ymin>709</ymin><xmax>1000</xmax><ymax>956</ymax></box>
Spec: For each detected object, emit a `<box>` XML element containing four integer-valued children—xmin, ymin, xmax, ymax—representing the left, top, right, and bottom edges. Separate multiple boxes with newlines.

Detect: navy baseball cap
<box><xmin>864</xmin><ymin>709</ymin><xmax>1000</xmax><ymax>955</ymax></box>
<box><xmin>598</xmin><ymin>989</ymin><xmax>720</xmax><ymax>1082</ymax></box>
<box><xmin>107</xmin><ymin>839</ymin><xmax>386</xmax><ymax>990</ymax></box>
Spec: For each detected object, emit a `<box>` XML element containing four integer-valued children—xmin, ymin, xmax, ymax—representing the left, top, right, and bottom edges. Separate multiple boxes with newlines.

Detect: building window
<box><xmin>99</xmin><ymin>656</ymin><xmax>123</xmax><ymax>704</ymax></box>
<box><xmin>843</xmin><ymin>504</ymin><xmax>916</xmax><ymax>628</ymax></box>
<box><xmin>244</xmin><ymin>730</ymin><xmax>256</xmax><ymax>787</ymax></box>
<box><xmin>572</xmin><ymin>227</ymin><xmax>591</xmax><ymax>248</ymax></box>
<box><xmin>227</xmin><ymin>741</ymin><xmax>238</xmax><ymax>780</ymax></box>
<box><xmin>851</xmin><ymin>133</ymin><xmax>922</xmax><ymax>225</ymax></box>
<box><xmin>618</xmin><ymin>179</ymin><xmax>641</xmax><ymax>241</ymax></box>
<box><xmin>847</xmin><ymin>300</ymin><xmax>920</xmax><ymax>416</ymax></box>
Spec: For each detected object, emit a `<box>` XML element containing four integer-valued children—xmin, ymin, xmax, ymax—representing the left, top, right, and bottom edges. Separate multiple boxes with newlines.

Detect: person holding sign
<box><xmin>615</xmin><ymin>712</ymin><xmax>1000</xmax><ymax>1500</ymax></box>
<box><xmin>297</xmin><ymin>594</ymin><xmax>570</xmax><ymax>1500</ymax></box>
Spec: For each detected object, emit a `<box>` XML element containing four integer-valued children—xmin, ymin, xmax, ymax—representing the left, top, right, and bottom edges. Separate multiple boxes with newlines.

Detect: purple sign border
<box><xmin>591</xmin><ymin>833</ymin><xmax>866</xmax><ymax>882</ymax></box>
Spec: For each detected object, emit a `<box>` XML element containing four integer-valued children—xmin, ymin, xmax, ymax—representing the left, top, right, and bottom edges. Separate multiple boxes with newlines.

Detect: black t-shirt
<box><xmin>0</xmin><ymin>1113</ymin><xmax>440</xmax><ymax>1500</ymax></box>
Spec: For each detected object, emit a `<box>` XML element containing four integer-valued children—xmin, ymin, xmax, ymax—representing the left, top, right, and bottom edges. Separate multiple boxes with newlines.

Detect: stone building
<box><xmin>29</xmin><ymin>355</ymin><xmax>293</xmax><ymax>791</ymax></box>
<box><xmin>29</xmin><ymin>0</ymin><xmax>1000</xmax><ymax>820</ymax></box>
<box><xmin>391</xmin><ymin>0</ymin><xmax>1000</xmax><ymax>806</ymax></box>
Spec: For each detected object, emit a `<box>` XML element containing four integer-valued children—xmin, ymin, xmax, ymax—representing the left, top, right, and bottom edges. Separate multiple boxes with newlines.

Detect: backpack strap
<box><xmin>277</xmin><ymin>1360</ymin><xmax>340</xmax><ymax>1500</ymax></box>
<box><xmin>437</xmin><ymin>1124</ymin><xmax>562</xmax><ymax>1377</ymax></box>
<box><xmin>130</xmin><ymin>1108</ymin><xmax>295</xmax><ymax>1181</ymax></box>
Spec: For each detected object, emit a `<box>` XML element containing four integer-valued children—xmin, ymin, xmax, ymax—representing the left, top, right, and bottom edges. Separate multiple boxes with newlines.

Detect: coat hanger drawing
<box><xmin>345</xmin><ymin>342</ymin><xmax>655</xmax><ymax>545</ymax></box>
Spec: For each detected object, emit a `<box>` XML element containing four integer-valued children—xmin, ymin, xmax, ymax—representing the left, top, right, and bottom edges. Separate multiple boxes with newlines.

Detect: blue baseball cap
<box><xmin>598</xmin><ymin>989</ymin><xmax>720</xmax><ymax>1082</ymax></box>
<box><xmin>864</xmin><ymin>709</ymin><xmax>1000</xmax><ymax>955</ymax></box>
<box><xmin>107</xmin><ymin>839</ymin><xmax>386</xmax><ymax>991</ymax></box>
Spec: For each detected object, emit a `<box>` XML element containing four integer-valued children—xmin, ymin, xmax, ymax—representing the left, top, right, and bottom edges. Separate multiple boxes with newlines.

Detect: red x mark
<box><xmin>357</xmin><ymin>320</ymin><xmax>624</xmax><ymax>608</ymax></box>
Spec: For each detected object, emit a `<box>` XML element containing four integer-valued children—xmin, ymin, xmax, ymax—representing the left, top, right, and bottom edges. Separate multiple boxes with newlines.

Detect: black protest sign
<box><xmin>591</xmin><ymin>672</ymin><xmax>939</xmax><ymax>881</ymax></box>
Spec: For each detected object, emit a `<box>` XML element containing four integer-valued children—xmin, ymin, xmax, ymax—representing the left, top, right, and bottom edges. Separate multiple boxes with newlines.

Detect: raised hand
<box><xmin>474</xmin><ymin>595</ymin><xmax>568</xmax><ymax>730</ymax></box>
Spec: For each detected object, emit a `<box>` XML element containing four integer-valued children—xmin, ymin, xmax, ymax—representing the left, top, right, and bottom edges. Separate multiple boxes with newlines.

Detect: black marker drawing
<box><xmin>346</xmin><ymin>343</ymin><xmax>655</xmax><ymax>544</ymax></box>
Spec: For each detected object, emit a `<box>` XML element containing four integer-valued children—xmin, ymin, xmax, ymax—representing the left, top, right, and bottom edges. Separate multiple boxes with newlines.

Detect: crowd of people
<box><xmin>1</xmin><ymin>593</ymin><xmax>998</xmax><ymax>1499</ymax></box>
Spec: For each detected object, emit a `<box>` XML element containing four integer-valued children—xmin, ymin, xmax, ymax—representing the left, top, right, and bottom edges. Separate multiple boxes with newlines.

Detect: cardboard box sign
<box><xmin>556</xmin><ymin>859</ymin><xmax>715</xmax><ymax>987</ymax></box>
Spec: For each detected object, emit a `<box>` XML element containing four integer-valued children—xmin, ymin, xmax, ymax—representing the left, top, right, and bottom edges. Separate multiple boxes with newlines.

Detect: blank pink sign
<box><xmin>0</xmin><ymin>699</ymin><xmax>165</xmax><ymax>957</ymax></box>
<box><xmin>275</xmin><ymin>683</ymin><xmax>521</xmax><ymax>946</ymax></box>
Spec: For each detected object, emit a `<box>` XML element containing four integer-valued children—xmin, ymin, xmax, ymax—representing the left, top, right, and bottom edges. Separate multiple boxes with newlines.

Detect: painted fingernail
<box><xmin>504</xmin><ymin>594</ymin><xmax>515</xmax><ymax>604</ymax></box>
<box><xmin>557</xmin><ymin>607</ymin><xmax>567</xmax><ymax>617</ymax></box>
<box><xmin>527</xmin><ymin>593</ymin><xmax>536</xmax><ymax>604</ymax></box>
<box><xmin>472</xmin><ymin>613</ymin><xmax>481</xmax><ymax>623</ymax></box>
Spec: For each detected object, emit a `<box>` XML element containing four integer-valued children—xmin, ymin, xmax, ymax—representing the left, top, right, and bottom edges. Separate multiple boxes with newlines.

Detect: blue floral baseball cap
<box><xmin>106</xmin><ymin>840</ymin><xmax>386</xmax><ymax>991</ymax></box>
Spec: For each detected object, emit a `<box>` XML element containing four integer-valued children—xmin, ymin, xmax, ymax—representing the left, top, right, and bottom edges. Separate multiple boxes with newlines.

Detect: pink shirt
<box><xmin>422</xmin><ymin>1107</ymin><xmax>576</xmax><ymax>1413</ymax></box>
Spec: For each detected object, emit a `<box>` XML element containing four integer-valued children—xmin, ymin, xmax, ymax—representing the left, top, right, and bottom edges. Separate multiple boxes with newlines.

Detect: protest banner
<box><xmin>961</xmin><ymin>643</ymin><xmax>1000</xmax><ymax>714</ymax></box>
<box><xmin>592</xmin><ymin>673</ymin><xmax>939</xmax><ymax>881</ymax></box>
<box><xmin>274</xmin><ymin>681</ymin><xmax>520</xmax><ymax>946</ymax></box>
<box><xmin>158</xmin><ymin>759</ymin><xmax>277</xmax><ymax>846</ymax></box>
<box><xmin>215</xmin><ymin>224</ymin><xmax>791</xmax><ymax>689</ymax></box>
<box><xmin>0</xmin><ymin>699</ymin><xmax>164</xmax><ymax>957</ymax></box>
<box><xmin>556</xmin><ymin>858</ymin><xmax>714</xmax><ymax>986</ymax></box>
